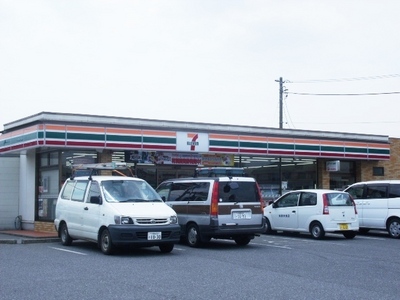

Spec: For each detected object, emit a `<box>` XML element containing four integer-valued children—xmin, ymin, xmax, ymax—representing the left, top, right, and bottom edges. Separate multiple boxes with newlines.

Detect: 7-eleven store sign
<box><xmin>176</xmin><ymin>132</ymin><xmax>209</xmax><ymax>152</ymax></box>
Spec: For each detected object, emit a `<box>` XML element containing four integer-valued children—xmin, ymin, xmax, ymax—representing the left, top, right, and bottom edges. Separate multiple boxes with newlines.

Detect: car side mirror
<box><xmin>90</xmin><ymin>196</ymin><xmax>101</xmax><ymax>204</ymax></box>
<box><xmin>161</xmin><ymin>196</ymin><xmax>166</xmax><ymax>202</ymax></box>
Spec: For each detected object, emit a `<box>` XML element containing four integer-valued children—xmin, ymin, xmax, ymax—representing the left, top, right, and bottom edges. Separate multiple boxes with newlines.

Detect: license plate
<box><xmin>233</xmin><ymin>211</ymin><xmax>251</xmax><ymax>220</ymax></box>
<box><xmin>147</xmin><ymin>232</ymin><xmax>162</xmax><ymax>240</ymax></box>
<box><xmin>339</xmin><ymin>224</ymin><xmax>349</xmax><ymax>230</ymax></box>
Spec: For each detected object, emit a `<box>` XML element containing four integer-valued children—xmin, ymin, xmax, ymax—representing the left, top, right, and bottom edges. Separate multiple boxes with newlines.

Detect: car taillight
<box><xmin>322</xmin><ymin>194</ymin><xmax>329</xmax><ymax>214</ymax></box>
<box><xmin>211</xmin><ymin>181</ymin><xmax>219</xmax><ymax>217</ymax></box>
<box><xmin>350</xmin><ymin>195</ymin><xmax>358</xmax><ymax>214</ymax></box>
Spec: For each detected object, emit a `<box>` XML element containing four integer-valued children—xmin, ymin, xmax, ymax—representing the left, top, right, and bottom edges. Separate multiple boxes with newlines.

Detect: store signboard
<box><xmin>326</xmin><ymin>160</ymin><xmax>340</xmax><ymax>172</ymax></box>
<box><xmin>124</xmin><ymin>151</ymin><xmax>233</xmax><ymax>166</ymax></box>
<box><xmin>176</xmin><ymin>132</ymin><xmax>209</xmax><ymax>152</ymax></box>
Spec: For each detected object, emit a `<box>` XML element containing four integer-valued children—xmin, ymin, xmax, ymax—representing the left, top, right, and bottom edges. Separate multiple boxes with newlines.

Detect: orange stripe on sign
<box><xmin>142</xmin><ymin>130</ymin><xmax>176</xmax><ymax>137</ymax></box>
<box><xmin>239</xmin><ymin>135</ymin><xmax>268</xmax><ymax>142</ymax></box>
<box><xmin>106</xmin><ymin>128</ymin><xmax>142</xmax><ymax>135</ymax></box>
<box><xmin>268</xmin><ymin>137</ymin><xmax>294</xmax><ymax>143</ymax></box>
<box><xmin>209</xmin><ymin>133</ymin><xmax>238</xmax><ymax>140</ymax></box>
<box><xmin>368</xmin><ymin>143</ymin><xmax>390</xmax><ymax>149</ymax></box>
<box><xmin>66</xmin><ymin>126</ymin><xmax>105</xmax><ymax>133</ymax></box>
<box><xmin>344</xmin><ymin>141</ymin><xmax>368</xmax><ymax>148</ymax></box>
<box><xmin>294</xmin><ymin>138</ymin><xmax>320</xmax><ymax>145</ymax></box>
<box><xmin>44</xmin><ymin>124</ymin><xmax>66</xmax><ymax>131</ymax></box>
<box><xmin>319</xmin><ymin>140</ymin><xmax>344</xmax><ymax>146</ymax></box>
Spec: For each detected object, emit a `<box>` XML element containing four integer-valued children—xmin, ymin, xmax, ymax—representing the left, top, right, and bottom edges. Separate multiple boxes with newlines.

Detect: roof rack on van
<box><xmin>70</xmin><ymin>162</ymin><xmax>136</xmax><ymax>180</ymax></box>
<box><xmin>194</xmin><ymin>167</ymin><xmax>247</xmax><ymax>178</ymax></box>
<box><xmin>72</xmin><ymin>162</ymin><xmax>128</xmax><ymax>170</ymax></box>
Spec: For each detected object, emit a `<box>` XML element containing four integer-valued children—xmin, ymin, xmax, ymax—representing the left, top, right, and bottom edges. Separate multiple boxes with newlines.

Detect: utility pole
<box><xmin>275</xmin><ymin>77</ymin><xmax>284</xmax><ymax>197</ymax></box>
<box><xmin>276</xmin><ymin>77</ymin><xmax>284</xmax><ymax>129</ymax></box>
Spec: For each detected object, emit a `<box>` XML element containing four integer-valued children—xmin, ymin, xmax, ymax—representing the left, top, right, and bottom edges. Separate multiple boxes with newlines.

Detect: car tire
<box><xmin>186</xmin><ymin>224</ymin><xmax>202</xmax><ymax>247</ymax></box>
<box><xmin>159</xmin><ymin>243</ymin><xmax>174</xmax><ymax>253</ymax></box>
<box><xmin>343</xmin><ymin>231</ymin><xmax>356</xmax><ymax>239</ymax></box>
<box><xmin>264</xmin><ymin>217</ymin><xmax>276</xmax><ymax>234</ymax></box>
<box><xmin>234</xmin><ymin>236</ymin><xmax>251</xmax><ymax>246</ymax></box>
<box><xmin>100</xmin><ymin>228</ymin><xmax>114</xmax><ymax>255</ymax></box>
<box><xmin>310</xmin><ymin>222</ymin><xmax>325</xmax><ymax>239</ymax></box>
<box><xmin>387</xmin><ymin>217</ymin><xmax>400</xmax><ymax>238</ymax></box>
<box><xmin>60</xmin><ymin>223</ymin><xmax>72</xmax><ymax>246</ymax></box>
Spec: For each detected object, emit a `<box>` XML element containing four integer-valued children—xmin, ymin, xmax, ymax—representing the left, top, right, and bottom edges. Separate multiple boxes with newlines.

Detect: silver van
<box><xmin>156</xmin><ymin>176</ymin><xmax>265</xmax><ymax>247</ymax></box>
<box><xmin>344</xmin><ymin>180</ymin><xmax>400</xmax><ymax>238</ymax></box>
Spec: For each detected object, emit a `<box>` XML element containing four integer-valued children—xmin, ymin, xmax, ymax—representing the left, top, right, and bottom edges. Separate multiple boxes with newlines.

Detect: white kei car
<box><xmin>264</xmin><ymin>189</ymin><xmax>359</xmax><ymax>239</ymax></box>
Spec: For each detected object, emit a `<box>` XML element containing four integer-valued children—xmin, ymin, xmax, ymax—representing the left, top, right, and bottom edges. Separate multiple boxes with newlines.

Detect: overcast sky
<box><xmin>1</xmin><ymin>1</ymin><xmax>399</xmax><ymax>138</ymax></box>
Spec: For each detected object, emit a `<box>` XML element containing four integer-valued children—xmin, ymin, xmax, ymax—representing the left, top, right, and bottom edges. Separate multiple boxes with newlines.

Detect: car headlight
<box><xmin>114</xmin><ymin>215</ymin><xmax>133</xmax><ymax>225</ymax></box>
<box><xmin>170</xmin><ymin>215</ymin><xmax>178</xmax><ymax>224</ymax></box>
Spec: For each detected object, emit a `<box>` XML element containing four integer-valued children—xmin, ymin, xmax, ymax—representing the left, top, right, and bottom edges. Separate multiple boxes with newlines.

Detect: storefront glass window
<box><xmin>61</xmin><ymin>151</ymin><xmax>98</xmax><ymax>183</ymax></box>
<box><xmin>329</xmin><ymin>161</ymin><xmax>355</xmax><ymax>190</ymax></box>
<box><xmin>37</xmin><ymin>150</ymin><xmax>97</xmax><ymax>222</ymax></box>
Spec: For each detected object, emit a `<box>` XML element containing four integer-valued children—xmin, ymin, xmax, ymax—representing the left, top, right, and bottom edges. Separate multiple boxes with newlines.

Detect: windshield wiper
<box><xmin>118</xmin><ymin>198</ymin><xmax>146</xmax><ymax>203</ymax></box>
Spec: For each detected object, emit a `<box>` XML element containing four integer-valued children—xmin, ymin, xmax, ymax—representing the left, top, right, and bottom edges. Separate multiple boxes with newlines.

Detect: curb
<box><xmin>0</xmin><ymin>237</ymin><xmax>60</xmax><ymax>244</ymax></box>
<box><xmin>21</xmin><ymin>238</ymin><xmax>61</xmax><ymax>244</ymax></box>
<box><xmin>0</xmin><ymin>239</ymin><xmax>18</xmax><ymax>244</ymax></box>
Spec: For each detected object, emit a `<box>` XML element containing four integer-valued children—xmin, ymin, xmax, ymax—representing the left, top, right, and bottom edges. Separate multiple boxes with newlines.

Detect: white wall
<box><xmin>19</xmin><ymin>151</ymin><xmax>36</xmax><ymax>230</ymax></box>
<box><xmin>0</xmin><ymin>156</ymin><xmax>20</xmax><ymax>229</ymax></box>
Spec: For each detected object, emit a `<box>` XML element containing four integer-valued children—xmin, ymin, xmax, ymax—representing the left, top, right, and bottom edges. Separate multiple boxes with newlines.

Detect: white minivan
<box><xmin>264</xmin><ymin>189</ymin><xmax>359</xmax><ymax>239</ymax></box>
<box><xmin>54</xmin><ymin>173</ymin><xmax>181</xmax><ymax>255</ymax></box>
<box><xmin>344</xmin><ymin>180</ymin><xmax>400</xmax><ymax>238</ymax></box>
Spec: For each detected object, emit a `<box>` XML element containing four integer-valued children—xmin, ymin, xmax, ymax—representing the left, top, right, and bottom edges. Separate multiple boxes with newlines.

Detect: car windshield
<box><xmin>101</xmin><ymin>180</ymin><xmax>162</xmax><ymax>203</ymax></box>
<box><xmin>326</xmin><ymin>193</ymin><xmax>353</xmax><ymax>206</ymax></box>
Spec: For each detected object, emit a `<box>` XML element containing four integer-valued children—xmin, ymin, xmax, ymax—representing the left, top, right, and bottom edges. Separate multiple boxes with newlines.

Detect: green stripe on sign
<box><xmin>45</xmin><ymin>132</ymin><xmax>66</xmax><ymax>139</ymax></box>
<box><xmin>269</xmin><ymin>143</ymin><xmax>295</xmax><ymax>150</ymax></box>
<box><xmin>210</xmin><ymin>140</ymin><xmax>239</xmax><ymax>147</ymax></box>
<box><xmin>240</xmin><ymin>141</ymin><xmax>267</xmax><ymax>149</ymax></box>
<box><xmin>345</xmin><ymin>147</ymin><xmax>368</xmax><ymax>154</ymax></box>
<box><xmin>295</xmin><ymin>144</ymin><xmax>320</xmax><ymax>151</ymax></box>
<box><xmin>67</xmin><ymin>133</ymin><xmax>105</xmax><ymax>141</ymax></box>
<box><xmin>107</xmin><ymin>135</ymin><xmax>142</xmax><ymax>143</ymax></box>
<box><xmin>321</xmin><ymin>146</ymin><xmax>344</xmax><ymax>153</ymax></box>
<box><xmin>143</xmin><ymin>137</ymin><xmax>176</xmax><ymax>144</ymax></box>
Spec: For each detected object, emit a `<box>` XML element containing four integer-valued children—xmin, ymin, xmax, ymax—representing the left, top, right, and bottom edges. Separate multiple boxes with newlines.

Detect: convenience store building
<box><xmin>0</xmin><ymin>112</ymin><xmax>398</xmax><ymax>231</ymax></box>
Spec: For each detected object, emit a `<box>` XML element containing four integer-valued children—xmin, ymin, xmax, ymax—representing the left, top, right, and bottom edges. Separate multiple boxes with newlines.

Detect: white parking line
<box><xmin>172</xmin><ymin>247</ymin><xmax>186</xmax><ymax>251</ymax></box>
<box><xmin>49</xmin><ymin>246</ymin><xmax>88</xmax><ymax>255</ymax></box>
<box><xmin>261</xmin><ymin>236</ymin><xmax>349</xmax><ymax>246</ymax></box>
<box><xmin>354</xmin><ymin>235</ymin><xmax>388</xmax><ymax>241</ymax></box>
<box><xmin>252</xmin><ymin>242</ymin><xmax>292</xmax><ymax>249</ymax></box>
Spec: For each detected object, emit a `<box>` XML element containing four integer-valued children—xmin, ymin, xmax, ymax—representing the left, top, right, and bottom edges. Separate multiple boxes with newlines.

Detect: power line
<box><xmin>287</xmin><ymin>74</ymin><xmax>400</xmax><ymax>84</ymax></box>
<box><xmin>295</xmin><ymin>120</ymin><xmax>400</xmax><ymax>125</ymax></box>
<box><xmin>286</xmin><ymin>91</ymin><xmax>400</xmax><ymax>96</ymax></box>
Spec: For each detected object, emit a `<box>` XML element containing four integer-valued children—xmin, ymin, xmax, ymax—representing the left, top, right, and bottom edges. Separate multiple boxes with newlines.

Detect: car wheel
<box><xmin>159</xmin><ymin>243</ymin><xmax>174</xmax><ymax>253</ymax></box>
<box><xmin>100</xmin><ymin>229</ymin><xmax>114</xmax><ymax>255</ymax></box>
<box><xmin>264</xmin><ymin>217</ymin><xmax>276</xmax><ymax>234</ymax></box>
<box><xmin>186</xmin><ymin>224</ymin><xmax>202</xmax><ymax>247</ymax></box>
<box><xmin>387</xmin><ymin>217</ymin><xmax>400</xmax><ymax>238</ymax></box>
<box><xmin>310</xmin><ymin>222</ymin><xmax>325</xmax><ymax>239</ymax></box>
<box><xmin>343</xmin><ymin>231</ymin><xmax>356</xmax><ymax>239</ymax></box>
<box><xmin>60</xmin><ymin>223</ymin><xmax>72</xmax><ymax>246</ymax></box>
<box><xmin>234</xmin><ymin>236</ymin><xmax>251</xmax><ymax>246</ymax></box>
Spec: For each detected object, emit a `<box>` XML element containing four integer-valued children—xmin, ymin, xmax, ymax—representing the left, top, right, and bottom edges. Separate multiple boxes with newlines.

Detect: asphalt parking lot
<box><xmin>1</xmin><ymin>230</ymin><xmax>398</xmax><ymax>300</ymax></box>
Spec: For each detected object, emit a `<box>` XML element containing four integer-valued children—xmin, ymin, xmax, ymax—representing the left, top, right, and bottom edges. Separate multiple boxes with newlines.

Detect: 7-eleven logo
<box><xmin>176</xmin><ymin>132</ymin><xmax>209</xmax><ymax>152</ymax></box>
<box><xmin>187</xmin><ymin>133</ymin><xmax>199</xmax><ymax>150</ymax></box>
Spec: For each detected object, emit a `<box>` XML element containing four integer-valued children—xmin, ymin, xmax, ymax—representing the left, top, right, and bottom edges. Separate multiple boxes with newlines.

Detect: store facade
<box><xmin>0</xmin><ymin>112</ymin><xmax>394</xmax><ymax>231</ymax></box>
